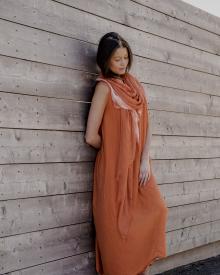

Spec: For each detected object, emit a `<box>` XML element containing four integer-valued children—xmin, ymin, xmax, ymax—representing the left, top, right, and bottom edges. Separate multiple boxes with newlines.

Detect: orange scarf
<box><xmin>96</xmin><ymin>72</ymin><xmax>148</xmax><ymax>239</ymax></box>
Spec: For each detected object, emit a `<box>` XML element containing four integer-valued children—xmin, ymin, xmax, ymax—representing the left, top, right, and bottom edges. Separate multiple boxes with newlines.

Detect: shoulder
<box><xmin>94</xmin><ymin>80</ymin><xmax>111</xmax><ymax>101</ymax></box>
<box><xmin>92</xmin><ymin>80</ymin><xmax>111</xmax><ymax>106</ymax></box>
<box><xmin>95</xmin><ymin>80</ymin><xmax>111</xmax><ymax>93</ymax></box>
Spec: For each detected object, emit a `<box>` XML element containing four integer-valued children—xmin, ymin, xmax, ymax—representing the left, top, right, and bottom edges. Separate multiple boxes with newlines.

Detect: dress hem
<box><xmin>96</xmin><ymin>251</ymin><xmax>166</xmax><ymax>275</ymax></box>
<box><xmin>136</xmin><ymin>252</ymin><xmax>166</xmax><ymax>274</ymax></box>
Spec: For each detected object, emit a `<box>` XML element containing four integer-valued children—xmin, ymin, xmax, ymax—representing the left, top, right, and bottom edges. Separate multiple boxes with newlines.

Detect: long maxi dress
<box><xmin>92</xmin><ymin>72</ymin><xmax>168</xmax><ymax>275</ymax></box>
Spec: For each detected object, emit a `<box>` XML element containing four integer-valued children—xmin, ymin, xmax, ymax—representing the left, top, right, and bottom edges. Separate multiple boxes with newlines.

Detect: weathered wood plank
<box><xmin>161</xmin><ymin>178</ymin><xmax>220</xmax><ymax>207</ymax></box>
<box><xmin>1</xmin><ymin>218</ymin><xmax>220</xmax><ymax>273</ymax></box>
<box><xmin>2</xmin><ymin>193</ymin><xmax>220</xmax><ymax>237</ymax></box>
<box><xmin>132</xmin><ymin>57</ymin><xmax>220</xmax><ymax>97</ymax></box>
<box><xmin>1</xmin><ymin>20</ymin><xmax>220</xmax><ymax>97</ymax></box>
<box><xmin>0</xmin><ymin>193</ymin><xmax>92</xmax><ymax>237</ymax></box>
<box><xmin>0</xmin><ymin>162</ymin><xmax>94</xmax><ymax>200</ymax></box>
<box><xmin>1</xmin><ymin>98</ymin><xmax>220</xmax><ymax>137</ymax></box>
<box><xmin>0</xmin><ymin>19</ymin><xmax>96</xmax><ymax>71</ymax></box>
<box><xmin>56</xmin><ymin>0</ymin><xmax>220</xmax><ymax>55</ymax></box>
<box><xmin>152</xmin><ymin>158</ymin><xmax>220</xmax><ymax>184</ymax></box>
<box><xmin>166</xmin><ymin>219</ymin><xmax>220</xmax><ymax>255</ymax></box>
<box><xmin>0</xmin><ymin>81</ymin><xmax>220</xmax><ymax>131</ymax></box>
<box><xmin>0</xmin><ymin>0</ymin><xmax>220</xmax><ymax>76</ymax></box>
<box><xmin>7</xmin><ymin>252</ymin><xmax>96</xmax><ymax>275</ymax></box>
<box><xmin>166</xmin><ymin>199</ymin><xmax>220</xmax><ymax>231</ymax></box>
<box><xmin>0</xmin><ymin>56</ymin><xmax>95</xmax><ymax>100</ymax></box>
<box><xmin>145</xmin><ymin>84</ymin><xmax>220</xmax><ymax>117</ymax></box>
<box><xmin>0</xmin><ymin>92</ymin><xmax>90</xmax><ymax>131</ymax></box>
<box><xmin>0</xmin><ymin>130</ymin><xmax>220</xmax><ymax>165</ymax></box>
<box><xmin>151</xmin><ymin>110</ymin><xmax>220</xmax><ymax>137</ymax></box>
<box><xmin>0</xmin><ymin>52</ymin><xmax>220</xmax><ymax>98</ymax></box>
<box><xmin>151</xmin><ymin>136</ymin><xmax>220</xmax><ymax>159</ymax></box>
<box><xmin>135</xmin><ymin>0</ymin><xmax>220</xmax><ymax>36</ymax></box>
<box><xmin>151</xmin><ymin>240</ymin><xmax>220</xmax><ymax>274</ymax></box>
<box><xmin>0</xmin><ymin>129</ymin><xmax>96</xmax><ymax>164</ymax></box>
<box><xmin>5</xmin><ymin>239</ymin><xmax>220</xmax><ymax>275</ymax></box>
<box><xmin>0</xmin><ymin>222</ymin><xmax>94</xmax><ymax>274</ymax></box>
<box><xmin>1</xmin><ymin>158</ymin><xmax>220</xmax><ymax>201</ymax></box>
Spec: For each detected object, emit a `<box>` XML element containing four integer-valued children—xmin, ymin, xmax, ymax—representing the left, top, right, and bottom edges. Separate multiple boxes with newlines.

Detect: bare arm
<box><xmin>140</xmin><ymin>119</ymin><xmax>152</xmax><ymax>163</ymax></box>
<box><xmin>85</xmin><ymin>81</ymin><xmax>110</xmax><ymax>149</ymax></box>
<box><xmin>140</xmin><ymin>89</ymin><xmax>152</xmax><ymax>163</ymax></box>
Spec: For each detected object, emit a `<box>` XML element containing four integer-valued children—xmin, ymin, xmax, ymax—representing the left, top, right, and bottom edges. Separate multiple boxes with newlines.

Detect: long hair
<box><xmin>96</xmin><ymin>32</ymin><xmax>133</xmax><ymax>78</ymax></box>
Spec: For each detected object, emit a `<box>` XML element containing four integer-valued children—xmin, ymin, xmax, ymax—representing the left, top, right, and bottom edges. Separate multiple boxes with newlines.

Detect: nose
<box><xmin>121</xmin><ymin>60</ymin><xmax>126</xmax><ymax>66</ymax></box>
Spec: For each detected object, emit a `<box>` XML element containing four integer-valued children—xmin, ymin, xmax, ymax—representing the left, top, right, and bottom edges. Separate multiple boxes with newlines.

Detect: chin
<box><xmin>118</xmin><ymin>71</ymin><xmax>126</xmax><ymax>75</ymax></box>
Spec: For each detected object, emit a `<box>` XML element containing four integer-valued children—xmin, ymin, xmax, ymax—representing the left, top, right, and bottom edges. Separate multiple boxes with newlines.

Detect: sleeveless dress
<box><xmin>92</xmin><ymin>72</ymin><xmax>168</xmax><ymax>275</ymax></box>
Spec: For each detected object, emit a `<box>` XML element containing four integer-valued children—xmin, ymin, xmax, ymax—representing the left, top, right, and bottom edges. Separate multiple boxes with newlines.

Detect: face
<box><xmin>108</xmin><ymin>47</ymin><xmax>129</xmax><ymax>76</ymax></box>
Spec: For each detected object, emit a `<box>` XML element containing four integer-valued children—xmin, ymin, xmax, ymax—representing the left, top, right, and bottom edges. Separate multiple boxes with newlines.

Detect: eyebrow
<box><xmin>114</xmin><ymin>55</ymin><xmax>128</xmax><ymax>58</ymax></box>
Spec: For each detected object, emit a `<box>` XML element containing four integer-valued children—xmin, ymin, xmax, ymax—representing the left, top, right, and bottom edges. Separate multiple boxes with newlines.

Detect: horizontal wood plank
<box><xmin>0</xmin><ymin>222</ymin><xmax>94</xmax><ymax>274</ymax></box>
<box><xmin>152</xmin><ymin>158</ymin><xmax>220</xmax><ymax>184</ymax></box>
<box><xmin>167</xmin><ymin>199</ymin><xmax>220</xmax><ymax>231</ymax></box>
<box><xmin>151</xmin><ymin>110</ymin><xmax>220</xmax><ymax>137</ymax></box>
<box><xmin>0</xmin><ymin>128</ymin><xmax>220</xmax><ymax>166</ymax></box>
<box><xmin>7</xmin><ymin>252</ymin><xmax>96</xmax><ymax>275</ymax></box>
<box><xmin>166</xmin><ymin>219</ymin><xmax>220</xmax><ymax>255</ymax></box>
<box><xmin>0</xmin><ymin>19</ymin><xmax>96</xmax><ymax>71</ymax></box>
<box><xmin>0</xmin><ymin>92</ymin><xmax>90</xmax><ymax>131</ymax></box>
<box><xmin>1</xmin><ymin>20</ymin><xmax>220</xmax><ymax>96</ymax></box>
<box><xmin>1</xmin><ymin>192</ymin><xmax>220</xmax><ymax>237</ymax></box>
<box><xmin>57</xmin><ymin>0</ymin><xmax>220</xmax><ymax>55</ymax></box>
<box><xmin>0</xmin><ymin>193</ymin><xmax>92</xmax><ymax>237</ymax></box>
<box><xmin>2</xmin><ymin>74</ymin><xmax>220</xmax><ymax>123</ymax></box>
<box><xmin>1</xmin><ymin>158</ymin><xmax>220</xmax><ymax>201</ymax></box>
<box><xmin>161</xmin><ymin>178</ymin><xmax>220</xmax><ymax>207</ymax></box>
<box><xmin>0</xmin><ymin>0</ymin><xmax>220</xmax><ymax>76</ymax></box>
<box><xmin>135</xmin><ymin>0</ymin><xmax>220</xmax><ymax>36</ymax></box>
<box><xmin>0</xmin><ymin>162</ymin><xmax>94</xmax><ymax>200</ymax></box>
<box><xmin>145</xmin><ymin>84</ymin><xmax>220</xmax><ymax>117</ymax></box>
<box><xmin>1</xmin><ymin>219</ymin><xmax>220</xmax><ymax>273</ymax></box>
<box><xmin>151</xmin><ymin>240</ymin><xmax>220</xmax><ymax>274</ymax></box>
<box><xmin>0</xmin><ymin>56</ymin><xmax>95</xmax><ymax>100</ymax></box>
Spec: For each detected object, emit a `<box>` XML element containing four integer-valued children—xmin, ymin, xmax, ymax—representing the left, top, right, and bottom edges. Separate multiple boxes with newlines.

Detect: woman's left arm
<box><xmin>139</xmin><ymin>88</ymin><xmax>152</xmax><ymax>186</ymax></box>
<box><xmin>140</xmin><ymin>118</ymin><xmax>151</xmax><ymax>163</ymax></box>
<box><xmin>141</xmin><ymin>86</ymin><xmax>152</xmax><ymax>162</ymax></box>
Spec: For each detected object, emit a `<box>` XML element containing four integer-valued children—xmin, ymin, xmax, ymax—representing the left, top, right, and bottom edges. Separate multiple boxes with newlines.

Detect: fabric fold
<box><xmin>96</xmin><ymin>72</ymin><xmax>148</xmax><ymax>239</ymax></box>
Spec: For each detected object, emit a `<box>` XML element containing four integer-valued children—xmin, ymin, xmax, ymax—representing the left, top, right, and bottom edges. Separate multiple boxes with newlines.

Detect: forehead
<box><xmin>112</xmin><ymin>47</ymin><xmax>128</xmax><ymax>57</ymax></box>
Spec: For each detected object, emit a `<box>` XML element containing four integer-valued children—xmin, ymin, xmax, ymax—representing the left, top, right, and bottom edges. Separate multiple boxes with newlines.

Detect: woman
<box><xmin>85</xmin><ymin>32</ymin><xmax>168</xmax><ymax>275</ymax></box>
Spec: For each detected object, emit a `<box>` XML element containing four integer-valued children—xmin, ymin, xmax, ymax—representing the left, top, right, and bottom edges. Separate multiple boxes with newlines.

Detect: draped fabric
<box><xmin>93</xmin><ymin>71</ymin><xmax>168</xmax><ymax>275</ymax></box>
<box><xmin>96</xmin><ymin>72</ymin><xmax>148</xmax><ymax>240</ymax></box>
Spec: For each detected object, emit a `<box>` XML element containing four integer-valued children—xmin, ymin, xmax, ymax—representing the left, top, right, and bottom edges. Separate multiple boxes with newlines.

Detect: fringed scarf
<box><xmin>96</xmin><ymin>71</ymin><xmax>148</xmax><ymax>239</ymax></box>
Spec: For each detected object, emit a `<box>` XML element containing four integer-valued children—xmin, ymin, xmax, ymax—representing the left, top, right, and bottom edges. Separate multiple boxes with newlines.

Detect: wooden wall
<box><xmin>0</xmin><ymin>0</ymin><xmax>220</xmax><ymax>274</ymax></box>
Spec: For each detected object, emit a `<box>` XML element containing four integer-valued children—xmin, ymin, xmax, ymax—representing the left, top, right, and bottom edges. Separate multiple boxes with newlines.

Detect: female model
<box><xmin>85</xmin><ymin>32</ymin><xmax>168</xmax><ymax>275</ymax></box>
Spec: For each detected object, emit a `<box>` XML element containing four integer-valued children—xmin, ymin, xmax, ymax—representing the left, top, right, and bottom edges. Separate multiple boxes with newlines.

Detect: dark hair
<box><xmin>96</xmin><ymin>32</ymin><xmax>133</xmax><ymax>78</ymax></box>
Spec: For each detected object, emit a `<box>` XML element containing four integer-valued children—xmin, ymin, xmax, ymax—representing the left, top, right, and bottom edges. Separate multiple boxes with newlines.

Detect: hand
<box><xmin>139</xmin><ymin>157</ymin><xmax>151</xmax><ymax>187</ymax></box>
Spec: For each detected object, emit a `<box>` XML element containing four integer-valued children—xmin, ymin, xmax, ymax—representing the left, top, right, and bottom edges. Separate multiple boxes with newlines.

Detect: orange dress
<box><xmin>92</xmin><ymin>72</ymin><xmax>168</xmax><ymax>275</ymax></box>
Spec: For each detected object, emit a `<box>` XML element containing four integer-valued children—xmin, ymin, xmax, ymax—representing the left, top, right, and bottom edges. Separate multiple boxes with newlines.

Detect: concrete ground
<box><xmin>156</xmin><ymin>255</ymin><xmax>220</xmax><ymax>275</ymax></box>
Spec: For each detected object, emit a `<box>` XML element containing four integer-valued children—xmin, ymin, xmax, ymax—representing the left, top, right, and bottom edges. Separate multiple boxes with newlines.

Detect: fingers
<box><xmin>139</xmin><ymin>170</ymin><xmax>150</xmax><ymax>186</ymax></box>
<box><xmin>139</xmin><ymin>173</ymin><xmax>146</xmax><ymax>186</ymax></box>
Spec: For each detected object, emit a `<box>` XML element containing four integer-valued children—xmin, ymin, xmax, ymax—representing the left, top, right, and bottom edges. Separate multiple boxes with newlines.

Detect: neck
<box><xmin>111</xmin><ymin>72</ymin><xmax>126</xmax><ymax>83</ymax></box>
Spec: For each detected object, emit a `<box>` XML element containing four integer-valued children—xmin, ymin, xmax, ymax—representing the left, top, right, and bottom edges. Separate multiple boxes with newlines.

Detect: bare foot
<box><xmin>138</xmin><ymin>266</ymin><xmax>150</xmax><ymax>275</ymax></box>
<box><xmin>144</xmin><ymin>266</ymin><xmax>150</xmax><ymax>275</ymax></box>
<box><xmin>145</xmin><ymin>266</ymin><xmax>150</xmax><ymax>275</ymax></box>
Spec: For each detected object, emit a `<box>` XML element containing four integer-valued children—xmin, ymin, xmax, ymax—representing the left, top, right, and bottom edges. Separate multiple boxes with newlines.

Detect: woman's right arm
<box><xmin>85</xmin><ymin>81</ymin><xmax>110</xmax><ymax>149</ymax></box>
